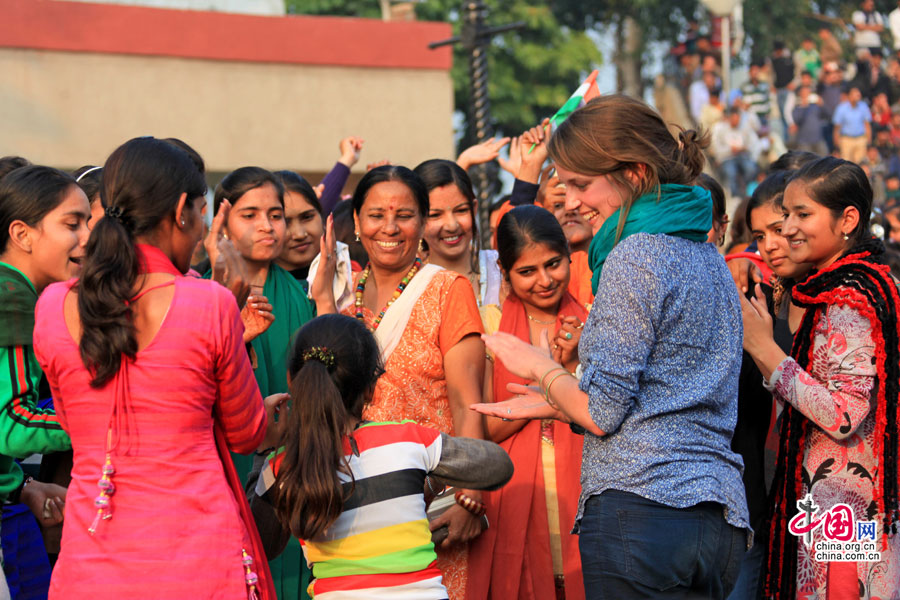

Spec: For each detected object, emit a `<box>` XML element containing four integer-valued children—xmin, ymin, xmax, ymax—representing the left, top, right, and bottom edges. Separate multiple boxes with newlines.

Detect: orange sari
<box><xmin>343</xmin><ymin>269</ymin><xmax>484</xmax><ymax>600</ymax></box>
<box><xmin>468</xmin><ymin>293</ymin><xmax>585</xmax><ymax>600</ymax></box>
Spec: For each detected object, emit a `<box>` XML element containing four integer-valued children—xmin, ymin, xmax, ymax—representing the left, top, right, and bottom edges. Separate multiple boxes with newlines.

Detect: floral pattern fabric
<box><xmin>768</xmin><ymin>303</ymin><xmax>900</xmax><ymax>599</ymax></box>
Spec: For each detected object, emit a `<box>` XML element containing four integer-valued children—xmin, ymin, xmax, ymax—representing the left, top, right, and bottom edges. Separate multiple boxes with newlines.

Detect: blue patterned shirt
<box><xmin>576</xmin><ymin>233</ymin><xmax>750</xmax><ymax>532</ymax></box>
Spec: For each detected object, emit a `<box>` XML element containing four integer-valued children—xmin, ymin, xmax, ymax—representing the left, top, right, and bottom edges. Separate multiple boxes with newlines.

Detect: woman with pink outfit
<box><xmin>33</xmin><ymin>137</ymin><xmax>281</xmax><ymax>599</ymax></box>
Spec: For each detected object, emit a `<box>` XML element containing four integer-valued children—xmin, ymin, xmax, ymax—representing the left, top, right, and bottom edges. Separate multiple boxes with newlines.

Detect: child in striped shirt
<box><xmin>250</xmin><ymin>313</ymin><xmax>512</xmax><ymax>600</ymax></box>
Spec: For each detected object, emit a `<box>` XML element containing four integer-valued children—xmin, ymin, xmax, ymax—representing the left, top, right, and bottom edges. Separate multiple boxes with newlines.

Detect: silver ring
<box><xmin>564</xmin><ymin>332</ymin><xmax>573</xmax><ymax>340</ymax></box>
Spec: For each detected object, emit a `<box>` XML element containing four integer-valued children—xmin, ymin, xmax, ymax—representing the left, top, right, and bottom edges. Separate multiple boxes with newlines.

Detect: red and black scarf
<box><xmin>766</xmin><ymin>238</ymin><xmax>900</xmax><ymax>597</ymax></box>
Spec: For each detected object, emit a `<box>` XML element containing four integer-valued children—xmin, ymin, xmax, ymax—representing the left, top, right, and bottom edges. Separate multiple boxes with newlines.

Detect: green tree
<box><xmin>286</xmin><ymin>0</ymin><xmax>602</xmax><ymax>148</ymax></box>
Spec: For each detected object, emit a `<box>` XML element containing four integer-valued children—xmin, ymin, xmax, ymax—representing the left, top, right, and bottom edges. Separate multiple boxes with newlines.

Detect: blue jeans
<box><xmin>579</xmin><ymin>490</ymin><xmax>746</xmax><ymax>600</ymax></box>
<box><xmin>720</xmin><ymin>154</ymin><xmax>757</xmax><ymax>197</ymax></box>
<box><xmin>725</xmin><ymin>539</ymin><xmax>764</xmax><ymax>600</ymax></box>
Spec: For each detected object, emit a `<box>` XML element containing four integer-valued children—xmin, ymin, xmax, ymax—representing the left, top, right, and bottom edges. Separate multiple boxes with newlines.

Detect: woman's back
<box><xmin>34</xmin><ymin>275</ymin><xmax>266</xmax><ymax>598</ymax></box>
<box><xmin>578</xmin><ymin>233</ymin><xmax>748</xmax><ymax>528</ymax></box>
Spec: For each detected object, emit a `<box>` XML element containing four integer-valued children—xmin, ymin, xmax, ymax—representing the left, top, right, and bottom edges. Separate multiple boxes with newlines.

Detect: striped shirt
<box><xmin>263</xmin><ymin>420</ymin><xmax>446</xmax><ymax>599</ymax></box>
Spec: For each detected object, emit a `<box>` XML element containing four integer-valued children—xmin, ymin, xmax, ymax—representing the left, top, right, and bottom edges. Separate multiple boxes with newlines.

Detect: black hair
<box><xmin>351</xmin><ymin>165</ymin><xmax>428</xmax><ymax>218</ymax></box>
<box><xmin>275</xmin><ymin>170</ymin><xmax>322</xmax><ymax>215</ymax></box>
<box><xmin>214</xmin><ymin>167</ymin><xmax>284</xmax><ymax>213</ymax></box>
<box><xmin>274</xmin><ymin>314</ymin><xmax>384</xmax><ymax>540</ymax></box>
<box><xmin>746</xmin><ymin>170</ymin><xmax>792</xmax><ymax>227</ymax></box>
<box><xmin>413</xmin><ymin>159</ymin><xmax>479</xmax><ymax>268</ymax></box>
<box><xmin>0</xmin><ymin>166</ymin><xmax>78</xmax><ymax>254</ymax></box>
<box><xmin>496</xmin><ymin>205</ymin><xmax>569</xmax><ymax>274</ymax></box>
<box><xmin>73</xmin><ymin>165</ymin><xmax>104</xmax><ymax>207</ymax></box>
<box><xmin>78</xmin><ymin>136</ymin><xmax>207</xmax><ymax>387</ymax></box>
<box><xmin>697</xmin><ymin>174</ymin><xmax>726</xmax><ymax>222</ymax></box>
<box><xmin>788</xmin><ymin>156</ymin><xmax>873</xmax><ymax>245</ymax></box>
<box><xmin>164</xmin><ymin>138</ymin><xmax>206</xmax><ymax>175</ymax></box>
<box><xmin>768</xmin><ymin>150</ymin><xmax>820</xmax><ymax>174</ymax></box>
<box><xmin>0</xmin><ymin>156</ymin><xmax>31</xmax><ymax>181</ymax></box>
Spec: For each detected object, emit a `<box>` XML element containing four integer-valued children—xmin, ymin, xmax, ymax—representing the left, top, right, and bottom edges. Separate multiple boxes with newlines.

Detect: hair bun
<box><xmin>677</xmin><ymin>128</ymin><xmax>709</xmax><ymax>180</ymax></box>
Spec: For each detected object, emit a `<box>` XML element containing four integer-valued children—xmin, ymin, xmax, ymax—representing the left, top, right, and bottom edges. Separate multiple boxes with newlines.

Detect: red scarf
<box><xmin>137</xmin><ymin>244</ymin><xmax>276</xmax><ymax>600</ymax></box>
<box><xmin>468</xmin><ymin>292</ymin><xmax>585</xmax><ymax>600</ymax></box>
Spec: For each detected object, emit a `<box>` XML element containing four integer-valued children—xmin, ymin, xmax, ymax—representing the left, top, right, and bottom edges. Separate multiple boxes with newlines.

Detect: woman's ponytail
<box><xmin>77</xmin><ymin>137</ymin><xmax>206</xmax><ymax>387</ymax></box>
<box><xmin>77</xmin><ymin>211</ymin><xmax>139</xmax><ymax>387</ymax></box>
<box><xmin>273</xmin><ymin>314</ymin><xmax>384</xmax><ymax>540</ymax></box>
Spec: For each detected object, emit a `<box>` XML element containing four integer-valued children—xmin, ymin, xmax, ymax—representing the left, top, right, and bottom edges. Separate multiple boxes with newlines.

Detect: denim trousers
<box><xmin>579</xmin><ymin>490</ymin><xmax>746</xmax><ymax>600</ymax></box>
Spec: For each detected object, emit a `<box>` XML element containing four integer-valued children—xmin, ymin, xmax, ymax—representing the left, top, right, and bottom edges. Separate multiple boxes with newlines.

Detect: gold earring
<box><xmin>843</xmin><ymin>233</ymin><xmax>850</xmax><ymax>241</ymax></box>
<box><xmin>418</xmin><ymin>239</ymin><xmax>425</xmax><ymax>252</ymax></box>
<box><xmin>355</xmin><ymin>231</ymin><xmax>360</xmax><ymax>242</ymax></box>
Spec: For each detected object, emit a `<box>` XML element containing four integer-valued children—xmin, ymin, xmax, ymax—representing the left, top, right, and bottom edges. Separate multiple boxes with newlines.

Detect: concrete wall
<box><xmin>0</xmin><ymin>48</ymin><xmax>454</xmax><ymax>173</ymax></box>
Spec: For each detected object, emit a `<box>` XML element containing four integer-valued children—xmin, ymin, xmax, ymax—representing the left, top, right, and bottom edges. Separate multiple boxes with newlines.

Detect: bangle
<box><xmin>544</xmin><ymin>371</ymin><xmax>573</xmax><ymax>408</ymax></box>
<box><xmin>9</xmin><ymin>475</ymin><xmax>33</xmax><ymax>505</ymax></box>
<box><xmin>538</xmin><ymin>366</ymin><xmax>566</xmax><ymax>392</ymax></box>
<box><xmin>425</xmin><ymin>476</ymin><xmax>445</xmax><ymax>497</ymax></box>
<box><xmin>454</xmin><ymin>491</ymin><xmax>486</xmax><ymax>517</ymax></box>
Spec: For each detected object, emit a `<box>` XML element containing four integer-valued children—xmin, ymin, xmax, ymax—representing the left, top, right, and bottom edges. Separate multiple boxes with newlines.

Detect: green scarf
<box><xmin>588</xmin><ymin>184</ymin><xmax>712</xmax><ymax>294</ymax></box>
<box><xmin>0</xmin><ymin>262</ymin><xmax>37</xmax><ymax>347</ymax></box>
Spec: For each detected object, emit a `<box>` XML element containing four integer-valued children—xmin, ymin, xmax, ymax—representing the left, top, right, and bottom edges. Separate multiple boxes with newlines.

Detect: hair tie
<box><xmin>302</xmin><ymin>346</ymin><xmax>336</xmax><ymax>370</ymax></box>
<box><xmin>105</xmin><ymin>205</ymin><xmax>124</xmax><ymax>221</ymax></box>
<box><xmin>76</xmin><ymin>166</ymin><xmax>102</xmax><ymax>183</ymax></box>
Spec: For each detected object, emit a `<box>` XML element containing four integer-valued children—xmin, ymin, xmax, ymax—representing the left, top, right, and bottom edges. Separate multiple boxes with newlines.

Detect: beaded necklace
<box><xmin>355</xmin><ymin>257</ymin><xmax>422</xmax><ymax>331</ymax></box>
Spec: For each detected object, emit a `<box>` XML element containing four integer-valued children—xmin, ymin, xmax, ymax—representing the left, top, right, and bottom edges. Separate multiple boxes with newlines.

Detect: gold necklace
<box><xmin>526</xmin><ymin>312</ymin><xmax>556</xmax><ymax>326</ymax></box>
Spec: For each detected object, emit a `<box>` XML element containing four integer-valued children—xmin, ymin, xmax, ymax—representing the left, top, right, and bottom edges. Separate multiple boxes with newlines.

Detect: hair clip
<box><xmin>105</xmin><ymin>205</ymin><xmax>124</xmax><ymax>221</ymax></box>
<box><xmin>302</xmin><ymin>346</ymin><xmax>336</xmax><ymax>369</ymax></box>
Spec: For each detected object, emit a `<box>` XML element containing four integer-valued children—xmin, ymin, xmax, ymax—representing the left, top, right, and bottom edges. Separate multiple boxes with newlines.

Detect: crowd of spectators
<box><xmin>673</xmin><ymin>0</ymin><xmax>900</xmax><ymax>249</ymax></box>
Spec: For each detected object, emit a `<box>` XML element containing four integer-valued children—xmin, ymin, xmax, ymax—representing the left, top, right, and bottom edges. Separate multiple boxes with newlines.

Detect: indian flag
<box><xmin>549</xmin><ymin>70</ymin><xmax>601</xmax><ymax>126</ymax></box>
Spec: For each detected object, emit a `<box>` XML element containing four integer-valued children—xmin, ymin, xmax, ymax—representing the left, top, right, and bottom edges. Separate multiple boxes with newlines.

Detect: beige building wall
<box><xmin>0</xmin><ymin>48</ymin><xmax>455</xmax><ymax>174</ymax></box>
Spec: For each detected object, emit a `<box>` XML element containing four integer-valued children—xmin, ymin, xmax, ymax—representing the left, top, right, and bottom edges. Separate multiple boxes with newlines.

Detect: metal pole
<box><xmin>465</xmin><ymin>1</ymin><xmax>494</xmax><ymax>249</ymax></box>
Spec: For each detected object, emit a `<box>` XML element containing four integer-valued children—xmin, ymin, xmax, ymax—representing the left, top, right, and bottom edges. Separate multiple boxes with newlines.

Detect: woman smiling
<box><xmin>315</xmin><ymin>165</ymin><xmax>486</xmax><ymax>600</ymax></box>
<box><xmin>468</xmin><ymin>205</ymin><xmax>585</xmax><ymax>600</ymax></box>
<box><xmin>415</xmin><ymin>159</ymin><xmax>503</xmax><ymax>308</ymax></box>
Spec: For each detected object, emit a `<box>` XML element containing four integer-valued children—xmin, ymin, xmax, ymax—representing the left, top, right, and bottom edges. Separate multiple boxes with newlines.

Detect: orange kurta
<box><xmin>343</xmin><ymin>269</ymin><xmax>484</xmax><ymax>600</ymax></box>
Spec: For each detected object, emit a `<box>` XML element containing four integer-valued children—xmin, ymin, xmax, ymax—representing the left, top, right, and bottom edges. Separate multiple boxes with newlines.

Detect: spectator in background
<box><xmin>700</xmin><ymin>86</ymin><xmax>726</xmax><ymax>132</ymax></box>
<box><xmin>852</xmin><ymin>0</ymin><xmax>885</xmax><ymax>57</ymax></box>
<box><xmin>817</xmin><ymin>61</ymin><xmax>845</xmax><ymax>153</ymax></box>
<box><xmin>792</xmin><ymin>85</ymin><xmax>828</xmax><ymax>155</ymax></box>
<box><xmin>690</xmin><ymin>70</ymin><xmax>718</xmax><ymax>124</ymax></box>
<box><xmin>771</xmin><ymin>41</ymin><xmax>796</xmax><ymax>138</ymax></box>
<box><xmin>890</xmin><ymin>0</ymin><xmax>900</xmax><ymax>53</ymax></box>
<box><xmin>818</xmin><ymin>27</ymin><xmax>843</xmax><ymax>65</ymax></box>
<box><xmin>784</xmin><ymin>70</ymin><xmax>816</xmax><ymax>137</ymax></box>
<box><xmin>712</xmin><ymin>106</ymin><xmax>760</xmax><ymax>197</ymax></box>
<box><xmin>889</xmin><ymin>106</ymin><xmax>900</xmax><ymax>145</ymax></box>
<box><xmin>833</xmin><ymin>86</ymin><xmax>872</xmax><ymax>163</ymax></box>
<box><xmin>872</xmin><ymin>91</ymin><xmax>893</xmax><ymax>127</ymax></box>
<box><xmin>794</xmin><ymin>36</ymin><xmax>822</xmax><ymax>80</ymax></box>
<box><xmin>856</xmin><ymin>48</ymin><xmax>893</xmax><ymax>103</ymax></box>
<box><xmin>740</xmin><ymin>60</ymin><xmax>772</xmax><ymax>127</ymax></box>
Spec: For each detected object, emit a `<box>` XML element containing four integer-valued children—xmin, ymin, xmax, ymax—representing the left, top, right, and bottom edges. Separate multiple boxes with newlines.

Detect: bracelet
<box><xmin>9</xmin><ymin>475</ymin><xmax>33</xmax><ymax>505</ymax></box>
<box><xmin>425</xmin><ymin>476</ymin><xmax>445</xmax><ymax>497</ymax></box>
<box><xmin>454</xmin><ymin>491</ymin><xmax>486</xmax><ymax>517</ymax></box>
<box><xmin>538</xmin><ymin>366</ymin><xmax>567</xmax><ymax>392</ymax></box>
<box><xmin>544</xmin><ymin>371</ymin><xmax>573</xmax><ymax>409</ymax></box>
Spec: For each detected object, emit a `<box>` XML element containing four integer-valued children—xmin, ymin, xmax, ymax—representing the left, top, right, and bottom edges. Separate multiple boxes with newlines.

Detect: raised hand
<box><xmin>456</xmin><ymin>137</ymin><xmax>511</xmax><ymax>170</ymax></box>
<box><xmin>309</xmin><ymin>214</ymin><xmax>338</xmax><ymax>315</ymax></box>
<box><xmin>205</xmin><ymin>199</ymin><xmax>250</xmax><ymax>307</ymax></box>
<box><xmin>519</xmin><ymin>118</ymin><xmax>552</xmax><ymax>183</ymax></box>
<box><xmin>498</xmin><ymin>135</ymin><xmax>522</xmax><ymax>177</ymax></box>
<box><xmin>338</xmin><ymin>136</ymin><xmax>364</xmax><ymax>168</ymax></box>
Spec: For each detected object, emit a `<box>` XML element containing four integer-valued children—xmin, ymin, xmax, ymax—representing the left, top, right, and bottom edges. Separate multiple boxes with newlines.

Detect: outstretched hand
<box><xmin>241</xmin><ymin>295</ymin><xmax>275</xmax><ymax>344</ymax></box>
<box><xmin>482</xmin><ymin>331</ymin><xmax>556</xmax><ymax>383</ymax></box>
<box><xmin>470</xmin><ymin>383</ymin><xmax>559</xmax><ymax>421</ymax></box>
